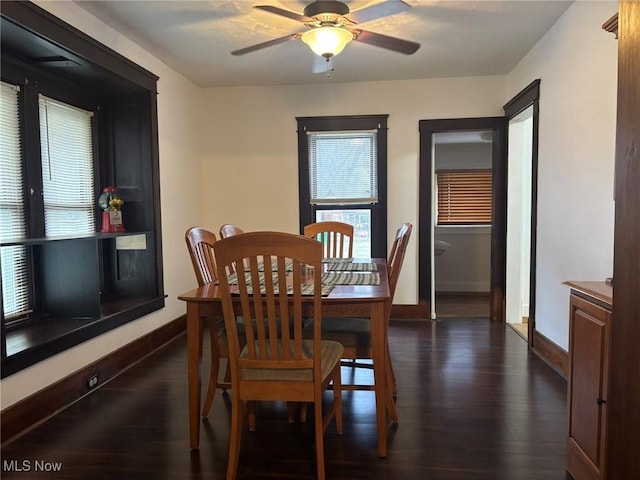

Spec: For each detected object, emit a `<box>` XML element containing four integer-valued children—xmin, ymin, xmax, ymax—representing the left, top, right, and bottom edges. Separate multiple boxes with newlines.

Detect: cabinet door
<box><xmin>41</xmin><ymin>239</ymin><xmax>101</xmax><ymax>318</ymax></box>
<box><xmin>567</xmin><ymin>294</ymin><xmax>611</xmax><ymax>480</ymax></box>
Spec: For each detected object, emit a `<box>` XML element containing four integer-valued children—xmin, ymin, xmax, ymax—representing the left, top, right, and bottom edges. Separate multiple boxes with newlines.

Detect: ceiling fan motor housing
<box><xmin>304</xmin><ymin>1</ymin><xmax>350</xmax><ymax>24</ymax></box>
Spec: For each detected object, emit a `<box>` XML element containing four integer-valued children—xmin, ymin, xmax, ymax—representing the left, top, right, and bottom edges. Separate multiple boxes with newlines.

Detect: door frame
<box><xmin>418</xmin><ymin>117</ymin><xmax>507</xmax><ymax>321</ymax></box>
<box><xmin>503</xmin><ymin>79</ymin><xmax>540</xmax><ymax>346</ymax></box>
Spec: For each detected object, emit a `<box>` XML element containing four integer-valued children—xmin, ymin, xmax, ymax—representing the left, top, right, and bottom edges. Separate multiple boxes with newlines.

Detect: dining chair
<box><xmin>185</xmin><ymin>226</ymin><xmax>230</xmax><ymax>417</ymax></box>
<box><xmin>219</xmin><ymin>223</ymin><xmax>303</xmax><ymax>423</ymax></box>
<box><xmin>219</xmin><ymin>224</ymin><xmax>246</xmax><ymax>273</ymax></box>
<box><xmin>219</xmin><ymin>223</ymin><xmax>245</xmax><ymax>239</ymax></box>
<box><xmin>305</xmin><ymin>222</ymin><xmax>413</xmax><ymax>395</ymax></box>
<box><xmin>214</xmin><ymin>231</ymin><xmax>343</xmax><ymax>480</ymax></box>
<box><xmin>304</xmin><ymin>221</ymin><xmax>354</xmax><ymax>259</ymax></box>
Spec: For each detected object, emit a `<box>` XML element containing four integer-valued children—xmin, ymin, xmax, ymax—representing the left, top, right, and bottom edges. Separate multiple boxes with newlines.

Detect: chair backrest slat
<box><xmin>214</xmin><ymin>232</ymin><xmax>323</xmax><ymax>376</ymax></box>
<box><xmin>387</xmin><ymin>223</ymin><xmax>412</xmax><ymax>301</ymax></box>
<box><xmin>304</xmin><ymin>221</ymin><xmax>354</xmax><ymax>259</ymax></box>
<box><xmin>219</xmin><ymin>224</ymin><xmax>245</xmax><ymax>239</ymax></box>
<box><xmin>219</xmin><ymin>224</ymin><xmax>246</xmax><ymax>273</ymax></box>
<box><xmin>185</xmin><ymin>226</ymin><xmax>218</xmax><ymax>286</ymax></box>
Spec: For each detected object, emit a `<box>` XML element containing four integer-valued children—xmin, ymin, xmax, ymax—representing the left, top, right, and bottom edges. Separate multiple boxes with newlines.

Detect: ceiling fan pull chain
<box><xmin>325</xmin><ymin>57</ymin><xmax>335</xmax><ymax>78</ymax></box>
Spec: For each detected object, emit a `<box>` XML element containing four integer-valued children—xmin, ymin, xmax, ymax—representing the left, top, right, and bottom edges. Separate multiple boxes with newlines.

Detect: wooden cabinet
<box><xmin>564</xmin><ymin>281</ymin><xmax>613</xmax><ymax>480</ymax></box>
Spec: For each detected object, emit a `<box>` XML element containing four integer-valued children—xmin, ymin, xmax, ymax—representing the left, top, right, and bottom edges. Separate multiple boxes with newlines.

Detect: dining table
<box><xmin>177</xmin><ymin>257</ymin><xmax>395</xmax><ymax>458</ymax></box>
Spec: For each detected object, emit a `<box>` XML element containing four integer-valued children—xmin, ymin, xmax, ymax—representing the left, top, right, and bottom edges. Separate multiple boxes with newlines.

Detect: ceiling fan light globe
<box><xmin>301</xmin><ymin>27</ymin><xmax>353</xmax><ymax>58</ymax></box>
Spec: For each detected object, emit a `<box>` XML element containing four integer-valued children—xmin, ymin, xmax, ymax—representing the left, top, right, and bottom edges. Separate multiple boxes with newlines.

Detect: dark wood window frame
<box><xmin>296</xmin><ymin>114</ymin><xmax>388</xmax><ymax>258</ymax></box>
<box><xmin>0</xmin><ymin>1</ymin><xmax>164</xmax><ymax>377</ymax></box>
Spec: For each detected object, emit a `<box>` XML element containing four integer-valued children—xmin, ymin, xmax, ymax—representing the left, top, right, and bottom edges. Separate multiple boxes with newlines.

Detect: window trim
<box><xmin>0</xmin><ymin>81</ymin><xmax>30</xmax><ymax>319</ymax></box>
<box><xmin>297</xmin><ymin>115</ymin><xmax>388</xmax><ymax>258</ymax></box>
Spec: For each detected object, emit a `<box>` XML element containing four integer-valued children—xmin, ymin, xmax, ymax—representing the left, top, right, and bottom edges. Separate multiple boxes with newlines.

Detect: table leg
<box><xmin>187</xmin><ymin>301</ymin><xmax>203</xmax><ymax>449</ymax></box>
<box><xmin>371</xmin><ymin>301</ymin><xmax>388</xmax><ymax>458</ymax></box>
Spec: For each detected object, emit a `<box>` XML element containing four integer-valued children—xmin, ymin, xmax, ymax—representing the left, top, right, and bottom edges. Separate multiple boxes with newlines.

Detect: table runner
<box><xmin>322</xmin><ymin>271</ymin><xmax>381</xmax><ymax>285</ymax></box>
<box><xmin>227</xmin><ymin>271</ymin><xmax>272</xmax><ymax>285</ymax></box>
<box><xmin>322</xmin><ymin>257</ymin><xmax>353</xmax><ymax>263</ymax></box>
<box><xmin>227</xmin><ymin>272</ymin><xmax>334</xmax><ymax>296</ymax></box>
<box><xmin>326</xmin><ymin>261</ymin><xmax>377</xmax><ymax>271</ymax></box>
<box><xmin>231</xmin><ymin>283</ymin><xmax>335</xmax><ymax>297</ymax></box>
<box><xmin>254</xmin><ymin>260</ymin><xmax>294</xmax><ymax>272</ymax></box>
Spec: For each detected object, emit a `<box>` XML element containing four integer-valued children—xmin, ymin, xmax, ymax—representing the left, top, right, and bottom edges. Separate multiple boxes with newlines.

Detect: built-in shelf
<box><xmin>1</xmin><ymin>2</ymin><xmax>164</xmax><ymax>378</ymax></box>
<box><xmin>0</xmin><ymin>231</ymin><xmax>153</xmax><ymax>247</ymax></box>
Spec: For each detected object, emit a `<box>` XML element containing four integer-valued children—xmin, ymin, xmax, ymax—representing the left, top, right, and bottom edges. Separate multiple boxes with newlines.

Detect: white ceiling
<box><xmin>75</xmin><ymin>0</ymin><xmax>573</xmax><ymax>88</ymax></box>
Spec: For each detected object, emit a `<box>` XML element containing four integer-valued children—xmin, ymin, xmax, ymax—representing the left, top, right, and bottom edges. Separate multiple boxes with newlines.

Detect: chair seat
<box><xmin>303</xmin><ymin>317</ymin><xmax>371</xmax><ymax>349</ymax></box>
<box><xmin>240</xmin><ymin>340</ymin><xmax>344</xmax><ymax>382</ymax></box>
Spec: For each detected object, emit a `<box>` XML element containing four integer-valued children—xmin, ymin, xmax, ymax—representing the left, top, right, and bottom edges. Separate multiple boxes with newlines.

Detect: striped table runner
<box><xmin>231</xmin><ymin>283</ymin><xmax>335</xmax><ymax>297</ymax></box>
<box><xmin>326</xmin><ymin>261</ymin><xmax>377</xmax><ymax>271</ymax></box>
<box><xmin>227</xmin><ymin>271</ymin><xmax>272</xmax><ymax>285</ymax></box>
<box><xmin>321</xmin><ymin>271</ymin><xmax>380</xmax><ymax>286</ymax></box>
<box><xmin>322</xmin><ymin>257</ymin><xmax>353</xmax><ymax>263</ymax></box>
<box><xmin>254</xmin><ymin>260</ymin><xmax>293</xmax><ymax>272</ymax></box>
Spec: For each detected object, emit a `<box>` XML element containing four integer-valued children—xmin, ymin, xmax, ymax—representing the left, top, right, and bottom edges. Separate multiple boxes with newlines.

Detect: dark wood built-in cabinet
<box><xmin>0</xmin><ymin>1</ymin><xmax>164</xmax><ymax>377</ymax></box>
<box><xmin>564</xmin><ymin>281</ymin><xmax>613</xmax><ymax>480</ymax></box>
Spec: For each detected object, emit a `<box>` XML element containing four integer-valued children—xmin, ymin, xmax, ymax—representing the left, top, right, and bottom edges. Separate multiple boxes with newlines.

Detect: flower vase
<box><xmin>99</xmin><ymin>186</ymin><xmax>125</xmax><ymax>233</ymax></box>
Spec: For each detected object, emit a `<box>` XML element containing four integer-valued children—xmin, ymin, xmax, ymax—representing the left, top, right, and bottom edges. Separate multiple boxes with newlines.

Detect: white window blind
<box><xmin>1</xmin><ymin>81</ymin><xmax>30</xmax><ymax>318</ymax></box>
<box><xmin>308</xmin><ymin>131</ymin><xmax>378</xmax><ymax>205</ymax></box>
<box><xmin>39</xmin><ymin>95</ymin><xmax>95</xmax><ymax>236</ymax></box>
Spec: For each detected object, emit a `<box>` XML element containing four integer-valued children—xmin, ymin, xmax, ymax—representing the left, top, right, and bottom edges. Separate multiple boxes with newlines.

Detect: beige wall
<box><xmin>199</xmin><ymin>77</ymin><xmax>507</xmax><ymax>306</ymax></box>
<box><xmin>506</xmin><ymin>1</ymin><xmax>618</xmax><ymax>349</ymax></box>
<box><xmin>0</xmin><ymin>0</ymin><xmax>618</xmax><ymax>408</ymax></box>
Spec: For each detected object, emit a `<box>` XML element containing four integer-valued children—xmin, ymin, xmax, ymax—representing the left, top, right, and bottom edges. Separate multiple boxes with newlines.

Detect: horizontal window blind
<box><xmin>1</xmin><ymin>81</ymin><xmax>30</xmax><ymax>318</ymax></box>
<box><xmin>308</xmin><ymin>131</ymin><xmax>378</xmax><ymax>205</ymax></box>
<box><xmin>436</xmin><ymin>169</ymin><xmax>492</xmax><ymax>225</ymax></box>
<box><xmin>39</xmin><ymin>95</ymin><xmax>95</xmax><ymax>236</ymax></box>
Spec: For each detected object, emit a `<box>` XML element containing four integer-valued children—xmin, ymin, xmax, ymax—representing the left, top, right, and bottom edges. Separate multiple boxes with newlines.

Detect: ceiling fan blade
<box><xmin>353</xmin><ymin>29</ymin><xmax>420</xmax><ymax>55</ymax></box>
<box><xmin>231</xmin><ymin>34</ymin><xmax>301</xmax><ymax>56</ymax></box>
<box><xmin>346</xmin><ymin>0</ymin><xmax>411</xmax><ymax>25</ymax></box>
<box><xmin>254</xmin><ymin>5</ymin><xmax>313</xmax><ymax>23</ymax></box>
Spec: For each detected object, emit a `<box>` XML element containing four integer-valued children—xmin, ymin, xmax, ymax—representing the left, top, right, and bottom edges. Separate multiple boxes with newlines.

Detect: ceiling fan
<box><xmin>231</xmin><ymin>0</ymin><xmax>420</xmax><ymax>60</ymax></box>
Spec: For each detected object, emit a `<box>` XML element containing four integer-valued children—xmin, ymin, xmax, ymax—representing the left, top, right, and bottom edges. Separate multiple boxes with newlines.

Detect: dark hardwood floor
<box><xmin>435</xmin><ymin>293</ymin><xmax>491</xmax><ymax>318</ymax></box>
<box><xmin>1</xmin><ymin>319</ymin><xmax>568</xmax><ymax>479</ymax></box>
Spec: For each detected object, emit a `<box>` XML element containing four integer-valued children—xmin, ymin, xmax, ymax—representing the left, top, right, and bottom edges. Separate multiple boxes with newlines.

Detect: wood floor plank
<box><xmin>1</xmin><ymin>318</ymin><xmax>568</xmax><ymax>479</ymax></box>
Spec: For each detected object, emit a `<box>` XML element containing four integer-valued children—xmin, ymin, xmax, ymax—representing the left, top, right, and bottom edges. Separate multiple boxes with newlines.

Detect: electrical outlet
<box><xmin>87</xmin><ymin>374</ymin><xmax>99</xmax><ymax>390</ymax></box>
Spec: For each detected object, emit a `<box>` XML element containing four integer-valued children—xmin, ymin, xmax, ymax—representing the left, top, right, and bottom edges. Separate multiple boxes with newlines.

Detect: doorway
<box><xmin>418</xmin><ymin>117</ymin><xmax>508</xmax><ymax>321</ymax></box>
<box><xmin>505</xmin><ymin>106</ymin><xmax>533</xmax><ymax>339</ymax></box>
<box><xmin>432</xmin><ymin>131</ymin><xmax>493</xmax><ymax>318</ymax></box>
<box><xmin>503</xmin><ymin>80</ymin><xmax>540</xmax><ymax>345</ymax></box>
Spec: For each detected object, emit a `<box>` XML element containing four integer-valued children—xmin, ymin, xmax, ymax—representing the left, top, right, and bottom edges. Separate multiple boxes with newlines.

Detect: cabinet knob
<box><xmin>597</xmin><ymin>397</ymin><xmax>607</xmax><ymax>406</ymax></box>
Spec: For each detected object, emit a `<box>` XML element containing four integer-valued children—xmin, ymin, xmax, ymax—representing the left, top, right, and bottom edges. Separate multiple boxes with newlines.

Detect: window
<box><xmin>1</xmin><ymin>2</ymin><xmax>164</xmax><ymax>377</ymax></box>
<box><xmin>0</xmin><ymin>82</ymin><xmax>29</xmax><ymax>319</ymax></box>
<box><xmin>39</xmin><ymin>95</ymin><xmax>96</xmax><ymax>236</ymax></box>
<box><xmin>436</xmin><ymin>169</ymin><xmax>492</xmax><ymax>225</ymax></box>
<box><xmin>1</xmin><ymin>86</ymin><xmax>97</xmax><ymax>321</ymax></box>
<box><xmin>297</xmin><ymin>115</ymin><xmax>388</xmax><ymax>258</ymax></box>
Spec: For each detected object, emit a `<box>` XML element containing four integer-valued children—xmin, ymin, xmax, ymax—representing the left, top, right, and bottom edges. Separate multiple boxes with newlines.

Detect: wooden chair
<box><xmin>305</xmin><ymin>223</ymin><xmax>413</xmax><ymax>396</ymax></box>
<box><xmin>185</xmin><ymin>226</ymin><xmax>230</xmax><ymax>417</ymax></box>
<box><xmin>214</xmin><ymin>231</ymin><xmax>343</xmax><ymax>480</ymax></box>
<box><xmin>219</xmin><ymin>224</ymin><xmax>245</xmax><ymax>273</ymax></box>
<box><xmin>219</xmin><ymin>223</ymin><xmax>245</xmax><ymax>239</ymax></box>
<box><xmin>304</xmin><ymin>221</ymin><xmax>354</xmax><ymax>259</ymax></box>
